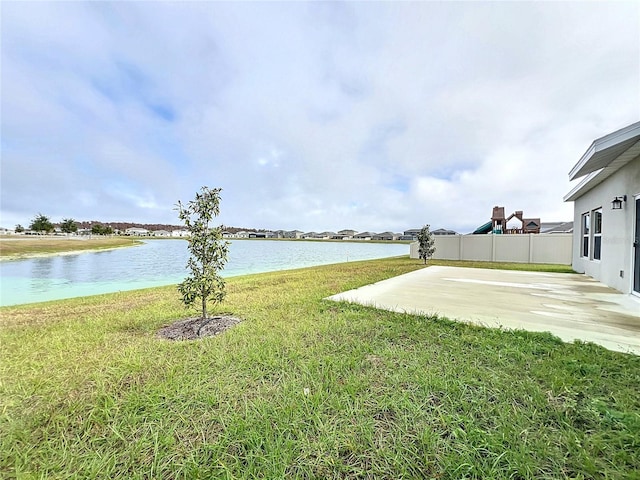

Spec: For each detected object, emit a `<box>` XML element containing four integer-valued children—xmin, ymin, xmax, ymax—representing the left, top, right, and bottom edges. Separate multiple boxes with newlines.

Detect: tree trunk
<box><xmin>202</xmin><ymin>290</ymin><xmax>207</xmax><ymax>319</ymax></box>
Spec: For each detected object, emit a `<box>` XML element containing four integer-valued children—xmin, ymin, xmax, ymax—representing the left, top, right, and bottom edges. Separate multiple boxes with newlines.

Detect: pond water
<box><xmin>0</xmin><ymin>239</ymin><xmax>408</xmax><ymax>306</ymax></box>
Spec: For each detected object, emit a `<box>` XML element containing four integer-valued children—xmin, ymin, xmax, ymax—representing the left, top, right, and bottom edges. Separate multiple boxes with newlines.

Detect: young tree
<box><xmin>417</xmin><ymin>224</ymin><xmax>436</xmax><ymax>264</ymax></box>
<box><xmin>176</xmin><ymin>186</ymin><xmax>230</xmax><ymax>319</ymax></box>
<box><xmin>14</xmin><ymin>224</ymin><xmax>24</xmax><ymax>233</ymax></box>
<box><xmin>29</xmin><ymin>213</ymin><xmax>54</xmax><ymax>233</ymax></box>
<box><xmin>60</xmin><ymin>218</ymin><xmax>78</xmax><ymax>234</ymax></box>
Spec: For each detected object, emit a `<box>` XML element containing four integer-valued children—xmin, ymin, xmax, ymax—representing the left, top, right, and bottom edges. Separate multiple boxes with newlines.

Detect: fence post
<box><xmin>491</xmin><ymin>234</ymin><xmax>496</xmax><ymax>262</ymax></box>
<box><xmin>529</xmin><ymin>234</ymin><xmax>534</xmax><ymax>263</ymax></box>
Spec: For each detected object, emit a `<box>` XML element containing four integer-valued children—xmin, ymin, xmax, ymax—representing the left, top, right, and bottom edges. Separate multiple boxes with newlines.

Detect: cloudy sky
<box><xmin>2</xmin><ymin>1</ymin><xmax>639</xmax><ymax>233</ymax></box>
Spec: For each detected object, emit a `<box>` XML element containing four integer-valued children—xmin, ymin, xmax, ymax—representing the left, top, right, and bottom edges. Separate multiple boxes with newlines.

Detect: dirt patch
<box><xmin>157</xmin><ymin>315</ymin><xmax>242</xmax><ymax>341</ymax></box>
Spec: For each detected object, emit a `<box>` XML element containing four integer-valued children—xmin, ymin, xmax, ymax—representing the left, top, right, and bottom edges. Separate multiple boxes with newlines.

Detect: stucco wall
<box><xmin>571</xmin><ymin>157</ymin><xmax>640</xmax><ymax>293</ymax></box>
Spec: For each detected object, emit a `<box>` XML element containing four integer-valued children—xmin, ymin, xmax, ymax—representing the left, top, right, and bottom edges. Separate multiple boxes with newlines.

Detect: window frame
<box><xmin>592</xmin><ymin>208</ymin><xmax>602</xmax><ymax>261</ymax></box>
<box><xmin>581</xmin><ymin>212</ymin><xmax>590</xmax><ymax>258</ymax></box>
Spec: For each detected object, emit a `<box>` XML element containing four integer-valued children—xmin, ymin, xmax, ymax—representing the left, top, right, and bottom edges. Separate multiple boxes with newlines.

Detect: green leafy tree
<box><xmin>91</xmin><ymin>224</ymin><xmax>114</xmax><ymax>235</ymax></box>
<box><xmin>60</xmin><ymin>218</ymin><xmax>78</xmax><ymax>234</ymax></box>
<box><xmin>14</xmin><ymin>224</ymin><xmax>24</xmax><ymax>233</ymax></box>
<box><xmin>417</xmin><ymin>224</ymin><xmax>436</xmax><ymax>264</ymax></box>
<box><xmin>29</xmin><ymin>213</ymin><xmax>54</xmax><ymax>234</ymax></box>
<box><xmin>176</xmin><ymin>186</ymin><xmax>230</xmax><ymax>319</ymax></box>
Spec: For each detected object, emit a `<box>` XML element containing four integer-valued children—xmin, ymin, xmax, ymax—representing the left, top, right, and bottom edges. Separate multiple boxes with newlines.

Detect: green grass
<box><xmin>1</xmin><ymin>257</ymin><xmax>638</xmax><ymax>479</ymax></box>
<box><xmin>429</xmin><ymin>259</ymin><xmax>575</xmax><ymax>273</ymax></box>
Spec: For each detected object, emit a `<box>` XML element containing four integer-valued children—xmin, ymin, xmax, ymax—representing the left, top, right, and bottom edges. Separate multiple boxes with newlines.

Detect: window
<box><xmin>593</xmin><ymin>209</ymin><xmax>602</xmax><ymax>260</ymax></box>
<box><xmin>582</xmin><ymin>212</ymin><xmax>590</xmax><ymax>257</ymax></box>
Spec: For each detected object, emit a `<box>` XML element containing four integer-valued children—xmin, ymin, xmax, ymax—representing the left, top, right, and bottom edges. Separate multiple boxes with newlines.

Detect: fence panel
<box><xmin>410</xmin><ymin>234</ymin><xmax>572</xmax><ymax>264</ymax></box>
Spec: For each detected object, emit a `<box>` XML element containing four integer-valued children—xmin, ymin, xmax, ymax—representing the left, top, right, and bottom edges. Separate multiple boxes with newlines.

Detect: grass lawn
<box><xmin>0</xmin><ymin>237</ymin><xmax>142</xmax><ymax>259</ymax></box>
<box><xmin>1</xmin><ymin>257</ymin><xmax>638</xmax><ymax>479</ymax></box>
<box><xmin>429</xmin><ymin>259</ymin><xmax>576</xmax><ymax>274</ymax></box>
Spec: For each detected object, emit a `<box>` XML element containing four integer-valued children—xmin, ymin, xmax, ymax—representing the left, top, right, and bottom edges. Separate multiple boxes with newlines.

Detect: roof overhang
<box><xmin>569</xmin><ymin>121</ymin><xmax>640</xmax><ymax>181</ymax></box>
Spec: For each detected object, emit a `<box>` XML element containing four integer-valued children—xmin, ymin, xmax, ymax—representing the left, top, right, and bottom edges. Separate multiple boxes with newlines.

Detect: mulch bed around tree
<box><xmin>157</xmin><ymin>315</ymin><xmax>242</xmax><ymax>341</ymax></box>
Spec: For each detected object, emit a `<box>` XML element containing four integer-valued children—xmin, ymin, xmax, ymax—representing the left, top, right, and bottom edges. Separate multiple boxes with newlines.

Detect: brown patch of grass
<box><xmin>0</xmin><ymin>236</ymin><xmax>142</xmax><ymax>258</ymax></box>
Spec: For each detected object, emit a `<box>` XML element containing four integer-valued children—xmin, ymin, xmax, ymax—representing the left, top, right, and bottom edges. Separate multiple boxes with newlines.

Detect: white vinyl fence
<box><xmin>410</xmin><ymin>234</ymin><xmax>572</xmax><ymax>265</ymax></box>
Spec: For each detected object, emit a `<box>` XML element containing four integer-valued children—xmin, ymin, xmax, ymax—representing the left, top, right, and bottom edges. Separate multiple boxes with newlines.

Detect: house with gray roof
<box><xmin>564</xmin><ymin>121</ymin><xmax>640</xmax><ymax>294</ymax></box>
<box><xmin>354</xmin><ymin>231</ymin><xmax>375</xmax><ymax>240</ymax></box>
<box><xmin>372</xmin><ymin>232</ymin><xmax>398</xmax><ymax>241</ymax></box>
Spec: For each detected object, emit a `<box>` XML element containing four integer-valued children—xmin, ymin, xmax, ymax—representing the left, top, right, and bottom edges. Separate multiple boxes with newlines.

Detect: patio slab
<box><xmin>327</xmin><ymin>266</ymin><xmax>640</xmax><ymax>355</ymax></box>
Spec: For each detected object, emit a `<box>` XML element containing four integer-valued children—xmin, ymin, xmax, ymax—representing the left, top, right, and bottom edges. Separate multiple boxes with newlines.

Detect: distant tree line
<box><xmin>18</xmin><ymin>214</ymin><xmax>113</xmax><ymax>235</ymax></box>
<box><xmin>15</xmin><ymin>214</ymin><xmax>259</xmax><ymax>236</ymax></box>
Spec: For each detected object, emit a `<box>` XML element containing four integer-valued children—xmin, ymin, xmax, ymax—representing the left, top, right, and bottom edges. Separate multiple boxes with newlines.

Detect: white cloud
<box><xmin>1</xmin><ymin>1</ymin><xmax>638</xmax><ymax>232</ymax></box>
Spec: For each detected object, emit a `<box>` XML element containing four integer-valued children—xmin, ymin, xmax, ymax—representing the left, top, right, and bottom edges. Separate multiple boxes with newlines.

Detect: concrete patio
<box><xmin>327</xmin><ymin>266</ymin><xmax>640</xmax><ymax>355</ymax></box>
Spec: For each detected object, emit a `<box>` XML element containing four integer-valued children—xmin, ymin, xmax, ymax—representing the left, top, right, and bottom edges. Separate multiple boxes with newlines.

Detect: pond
<box><xmin>0</xmin><ymin>239</ymin><xmax>409</xmax><ymax>306</ymax></box>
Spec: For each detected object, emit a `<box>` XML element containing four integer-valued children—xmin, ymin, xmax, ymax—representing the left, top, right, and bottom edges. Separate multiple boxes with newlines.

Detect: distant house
<box><xmin>171</xmin><ymin>229</ymin><xmax>190</xmax><ymax>237</ymax></box>
<box><xmin>354</xmin><ymin>231</ymin><xmax>375</xmax><ymax>240</ymax></box>
<box><xmin>284</xmin><ymin>230</ymin><xmax>303</xmax><ymax>239</ymax></box>
<box><xmin>564</xmin><ymin>121</ymin><xmax>640</xmax><ymax>295</ymax></box>
<box><xmin>0</xmin><ymin>227</ymin><xmax>14</xmax><ymax>235</ymax></box>
<box><xmin>125</xmin><ymin>227</ymin><xmax>149</xmax><ymax>236</ymax></box>
<box><xmin>399</xmin><ymin>228</ymin><xmax>421</xmax><ymax>241</ymax></box>
<box><xmin>372</xmin><ymin>231</ymin><xmax>397</xmax><ymax>241</ymax></box>
<box><xmin>540</xmin><ymin>222</ymin><xmax>574</xmax><ymax>234</ymax></box>
<box><xmin>152</xmin><ymin>230</ymin><xmax>171</xmax><ymax>237</ymax></box>
<box><xmin>249</xmin><ymin>232</ymin><xmax>266</xmax><ymax>238</ymax></box>
<box><xmin>432</xmin><ymin>228</ymin><xmax>458</xmax><ymax>235</ymax></box>
<box><xmin>331</xmin><ymin>233</ymin><xmax>350</xmax><ymax>240</ymax></box>
<box><xmin>337</xmin><ymin>229</ymin><xmax>357</xmax><ymax>238</ymax></box>
<box><xmin>235</xmin><ymin>231</ymin><xmax>250</xmax><ymax>238</ymax></box>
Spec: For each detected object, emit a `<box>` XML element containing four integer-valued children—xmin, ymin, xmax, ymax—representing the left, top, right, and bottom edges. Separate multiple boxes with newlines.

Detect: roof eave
<box><xmin>569</xmin><ymin>121</ymin><xmax>640</xmax><ymax>181</ymax></box>
<box><xmin>564</xmin><ymin>170</ymin><xmax>602</xmax><ymax>202</ymax></box>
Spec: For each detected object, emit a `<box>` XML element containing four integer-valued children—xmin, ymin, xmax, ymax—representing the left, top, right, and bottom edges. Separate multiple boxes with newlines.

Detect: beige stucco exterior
<box><xmin>564</xmin><ymin>121</ymin><xmax>640</xmax><ymax>295</ymax></box>
<box><xmin>570</xmin><ymin>157</ymin><xmax>640</xmax><ymax>293</ymax></box>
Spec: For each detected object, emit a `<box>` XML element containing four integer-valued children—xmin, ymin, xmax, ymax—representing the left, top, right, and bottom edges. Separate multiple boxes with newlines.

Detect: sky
<box><xmin>1</xmin><ymin>1</ymin><xmax>639</xmax><ymax>234</ymax></box>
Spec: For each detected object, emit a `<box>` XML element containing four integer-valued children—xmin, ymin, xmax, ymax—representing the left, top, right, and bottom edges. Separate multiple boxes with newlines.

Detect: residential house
<box><xmin>354</xmin><ymin>231</ymin><xmax>375</xmax><ymax>240</ymax></box>
<box><xmin>399</xmin><ymin>229</ymin><xmax>421</xmax><ymax>241</ymax></box>
<box><xmin>372</xmin><ymin>231</ymin><xmax>397</xmax><ymax>241</ymax></box>
<box><xmin>284</xmin><ymin>230</ymin><xmax>304</xmax><ymax>239</ymax></box>
<box><xmin>152</xmin><ymin>230</ymin><xmax>171</xmax><ymax>237</ymax></box>
<box><xmin>540</xmin><ymin>222</ymin><xmax>574</xmax><ymax>234</ymax></box>
<box><xmin>337</xmin><ymin>229</ymin><xmax>357</xmax><ymax>239</ymax></box>
<box><xmin>172</xmin><ymin>229</ymin><xmax>190</xmax><ymax>237</ymax></box>
<box><xmin>432</xmin><ymin>228</ymin><xmax>458</xmax><ymax>235</ymax></box>
<box><xmin>125</xmin><ymin>227</ymin><xmax>150</xmax><ymax>236</ymax></box>
<box><xmin>564</xmin><ymin>121</ymin><xmax>640</xmax><ymax>295</ymax></box>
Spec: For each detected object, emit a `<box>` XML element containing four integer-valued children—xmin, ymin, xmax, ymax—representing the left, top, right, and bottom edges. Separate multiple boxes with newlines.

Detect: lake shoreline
<box><xmin>0</xmin><ymin>244</ymin><xmax>142</xmax><ymax>262</ymax></box>
<box><xmin>1</xmin><ymin>240</ymin><xmax>409</xmax><ymax>306</ymax></box>
<box><xmin>0</xmin><ymin>236</ymin><xmax>144</xmax><ymax>260</ymax></box>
